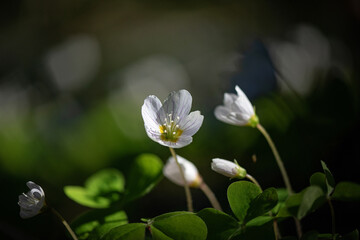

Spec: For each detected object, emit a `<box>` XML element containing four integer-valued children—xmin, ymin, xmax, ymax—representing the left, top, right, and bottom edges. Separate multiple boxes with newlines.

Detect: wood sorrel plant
<box><xmin>18</xmin><ymin>88</ymin><xmax>360</xmax><ymax>240</ymax></box>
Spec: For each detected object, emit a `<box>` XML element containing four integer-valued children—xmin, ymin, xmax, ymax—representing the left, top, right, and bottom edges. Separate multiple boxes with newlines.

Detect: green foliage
<box><xmin>244</xmin><ymin>187</ymin><xmax>278</xmax><ymax>222</ymax></box>
<box><xmin>101</xmin><ymin>212</ymin><xmax>207</xmax><ymax>240</ymax></box>
<box><xmin>332</xmin><ymin>182</ymin><xmax>360</xmax><ymax>202</ymax></box>
<box><xmin>71</xmin><ymin>208</ymin><xmax>128</xmax><ymax>240</ymax></box>
<box><xmin>321</xmin><ymin>161</ymin><xmax>335</xmax><ymax>196</ymax></box>
<box><xmin>101</xmin><ymin>223</ymin><xmax>146</xmax><ymax>240</ymax></box>
<box><xmin>64</xmin><ymin>154</ymin><xmax>163</xmax><ymax>208</ymax></box>
<box><xmin>64</xmin><ymin>168</ymin><xmax>125</xmax><ymax>208</ymax></box>
<box><xmin>271</xmin><ymin>188</ymin><xmax>288</xmax><ymax>215</ymax></box>
<box><xmin>227</xmin><ymin>181</ymin><xmax>262</xmax><ymax>223</ymax></box>
<box><xmin>197</xmin><ymin>208</ymin><xmax>239</xmax><ymax>240</ymax></box>
<box><xmin>310</xmin><ymin>172</ymin><xmax>328</xmax><ymax>194</ymax></box>
<box><xmin>277</xmin><ymin>186</ymin><xmax>326</xmax><ymax>220</ymax></box>
<box><xmin>151</xmin><ymin>211</ymin><xmax>207</xmax><ymax>240</ymax></box>
<box><xmin>124</xmin><ymin>153</ymin><xmax>163</xmax><ymax>202</ymax></box>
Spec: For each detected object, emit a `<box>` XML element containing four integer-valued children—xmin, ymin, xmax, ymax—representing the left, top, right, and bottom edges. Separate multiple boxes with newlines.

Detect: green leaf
<box><xmin>246</xmin><ymin>216</ymin><xmax>274</xmax><ymax>227</ymax></box>
<box><xmin>245</xmin><ymin>187</ymin><xmax>278</xmax><ymax>222</ymax></box>
<box><xmin>238</xmin><ymin>222</ymin><xmax>275</xmax><ymax>240</ymax></box>
<box><xmin>197</xmin><ymin>208</ymin><xmax>239</xmax><ymax>240</ymax></box>
<box><xmin>71</xmin><ymin>208</ymin><xmax>127</xmax><ymax>240</ymax></box>
<box><xmin>64</xmin><ymin>186</ymin><xmax>114</xmax><ymax>208</ymax></box>
<box><xmin>332</xmin><ymin>182</ymin><xmax>360</xmax><ymax>201</ymax></box>
<box><xmin>298</xmin><ymin>186</ymin><xmax>326</xmax><ymax>219</ymax></box>
<box><xmin>101</xmin><ymin>223</ymin><xmax>146</xmax><ymax>240</ymax></box>
<box><xmin>271</xmin><ymin>188</ymin><xmax>288</xmax><ymax>215</ymax></box>
<box><xmin>321</xmin><ymin>161</ymin><xmax>335</xmax><ymax>196</ymax></box>
<box><xmin>310</xmin><ymin>172</ymin><xmax>327</xmax><ymax>194</ymax></box>
<box><xmin>85</xmin><ymin>168</ymin><xmax>125</xmax><ymax>195</ymax></box>
<box><xmin>151</xmin><ymin>211</ymin><xmax>207</xmax><ymax>240</ymax></box>
<box><xmin>64</xmin><ymin>168</ymin><xmax>125</xmax><ymax>208</ymax></box>
<box><xmin>341</xmin><ymin>229</ymin><xmax>359</xmax><ymax>240</ymax></box>
<box><xmin>277</xmin><ymin>186</ymin><xmax>326</xmax><ymax>219</ymax></box>
<box><xmin>227</xmin><ymin>181</ymin><xmax>262</xmax><ymax>223</ymax></box>
<box><xmin>124</xmin><ymin>154</ymin><xmax>163</xmax><ymax>202</ymax></box>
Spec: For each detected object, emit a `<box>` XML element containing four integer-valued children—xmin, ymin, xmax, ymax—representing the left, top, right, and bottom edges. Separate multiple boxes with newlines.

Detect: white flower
<box><xmin>214</xmin><ymin>86</ymin><xmax>259</xmax><ymax>127</ymax></box>
<box><xmin>141</xmin><ymin>89</ymin><xmax>204</xmax><ymax>148</ymax></box>
<box><xmin>211</xmin><ymin>158</ymin><xmax>247</xmax><ymax>178</ymax></box>
<box><xmin>18</xmin><ymin>181</ymin><xmax>46</xmax><ymax>219</ymax></box>
<box><xmin>163</xmin><ymin>155</ymin><xmax>202</xmax><ymax>187</ymax></box>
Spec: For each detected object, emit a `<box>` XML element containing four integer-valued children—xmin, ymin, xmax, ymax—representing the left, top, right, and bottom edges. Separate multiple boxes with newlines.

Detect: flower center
<box><xmin>159</xmin><ymin>113</ymin><xmax>183</xmax><ymax>142</ymax></box>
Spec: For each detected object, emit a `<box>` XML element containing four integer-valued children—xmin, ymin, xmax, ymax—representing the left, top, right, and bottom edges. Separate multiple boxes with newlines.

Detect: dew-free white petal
<box><xmin>163</xmin><ymin>155</ymin><xmax>199</xmax><ymax>186</ymax></box>
<box><xmin>180</xmin><ymin>111</ymin><xmax>204</xmax><ymax>137</ymax></box>
<box><xmin>142</xmin><ymin>95</ymin><xmax>164</xmax><ymax>130</ymax></box>
<box><xmin>162</xmin><ymin>89</ymin><xmax>192</xmax><ymax>122</ymax></box>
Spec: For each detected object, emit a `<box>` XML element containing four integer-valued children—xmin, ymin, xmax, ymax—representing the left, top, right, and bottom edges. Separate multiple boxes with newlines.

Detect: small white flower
<box><xmin>211</xmin><ymin>158</ymin><xmax>247</xmax><ymax>178</ymax></box>
<box><xmin>163</xmin><ymin>155</ymin><xmax>202</xmax><ymax>187</ymax></box>
<box><xmin>141</xmin><ymin>89</ymin><xmax>204</xmax><ymax>148</ymax></box>
<box><xmin>214</xmin><ymin>86</ymin><xmax>259</xmax><ymax>127</ymax></box>
<box><xmin>18</xmin><ymin>181</ymin><xmax>46</xmax><ymax>219</ymax></box>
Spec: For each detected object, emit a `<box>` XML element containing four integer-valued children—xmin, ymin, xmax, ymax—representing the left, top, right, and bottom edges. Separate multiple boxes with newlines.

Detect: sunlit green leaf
<box><xmin>332</xmin><ymin>182</ymin><xmax>360</xmax><ymax>202</ymax></box>
<box><xmin>85</xmin><ymin>168</ymin><xmax>125</xmax><ymax>195</ymax></box>
<box><xmin>124</xmin><ymin>154</ymin><xmax>163</xmax><ymax>202</ymax></box>
<box><xmin>64</xmin><ymin>168</ymin><xmax>124</xmax><ymax>208</ymax></box>
<box><xmin>245</xmin><ymin>187</ymin><xmax>278</xmax><ymax>222</ymax></box>
<box><xmin>197</xmin><ymin>208</ymin><xmax>239</xmax><ymax>240</ymax></box>
<box><xmin>151</xmin><ymin>211</ymin><xmax>207</xmax><ymax>240</ymax></box>
<box><xmin>71</xmin><ymin>208</ymin><xmax>127</xmax><ymax>240</ymax></box>
<box><xmin>227</xmin><ymin>181</ymin><xmax>262</xmax><ymax>223</ymax></box>
<box><xmin>101</xmin><ymin>223</ymin><xmax>146</xmax><ymax>240</ymax></box>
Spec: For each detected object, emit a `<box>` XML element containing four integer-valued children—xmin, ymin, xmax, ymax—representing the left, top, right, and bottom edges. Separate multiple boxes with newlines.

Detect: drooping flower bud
<box><xmin>18</xmin><ymin>181</ymin><xmax>46</xmax><ymax>219</ymax></box>
<box><xmin>163</xmin><ymin>155</ymin><xmax>202</xmax><ymax>187</ymax></box>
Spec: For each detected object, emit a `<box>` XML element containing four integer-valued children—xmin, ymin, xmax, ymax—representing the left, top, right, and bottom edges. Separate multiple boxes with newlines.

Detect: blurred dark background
<box><xmin>1</xmin><ymin>0</ymin><xmax>359</xmax><ymax>239</ymax></box>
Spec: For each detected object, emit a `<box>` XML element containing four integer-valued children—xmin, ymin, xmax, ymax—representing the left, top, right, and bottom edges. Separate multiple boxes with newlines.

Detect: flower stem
<box><xmin>256</xmin><ymin>124</ymin><xmax>293</xmax><ymax>194</ymax></box>
<box><xmin>256</xmin><ymin>124</ymin><xmax>302</xmax><ymax>238</ymax></box>
<box><xmin>199</xmin><ymin>181</ymin><xmax>222</xmax><ymax>211</ymax></box>
<box><xmin>328</xmin><ymin>198</ymin><xmax>336</xmax><ymax>239</ymax></box>
<box><xmin>245</xmin><ymin>174</ymin><xmax>262</xmax><ymax>191</ymax></box>
<box><xmin>169</xmin><ymin>147</ymin><xmax>193</xmax><ymax>212</ymax></box>
<box><xmin>51</xmin><ymin>208</ymin><xmax>78</xmax><ymax>240</ymax></box>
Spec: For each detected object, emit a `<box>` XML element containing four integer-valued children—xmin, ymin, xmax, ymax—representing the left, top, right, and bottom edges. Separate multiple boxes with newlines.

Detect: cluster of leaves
<box><xmin>64</xmin><ymin>154</ymin><xmax>359</xmax><ymax>240</ymax></box>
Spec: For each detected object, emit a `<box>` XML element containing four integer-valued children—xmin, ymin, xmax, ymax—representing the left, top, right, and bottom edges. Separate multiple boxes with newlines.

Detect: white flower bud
<box><xmin>163</xmin><ymin>155</ymin><xmax>202</xmax><ymax>187</ymax></box>
<box><xmin>211</xmin><ymin>158</ymin><xmax>247</xmax><ymax>179</ymax></box>
<box><xmin>18</xmin><ymin>181</ymin><xmax>46</xmax><ymax>219</ymax></box>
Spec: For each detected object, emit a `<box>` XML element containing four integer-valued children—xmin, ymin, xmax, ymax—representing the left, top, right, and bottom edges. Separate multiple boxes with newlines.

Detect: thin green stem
<box><xmin>328</xmin><ymin>198</ymin><xmax>336</xmax><ymax>239</ymax></box>
<box><xmin>245</xmin><ymin>174</ymin><xmax>262</xmax><ymax>191</ymax></box>
<box><xmin>199</xmin><ymin>181</ymin><xmax>222</xmax><ymax>211</ymax></box>
<box><xmin>256</xmin><ymin>124</ymin><xmax>293</xmax><ymax>194</ymax></box>
<box><xmin>256</xmin><ymin>124</ymin><xmax>302</xmax><ymax>238</ymax></box>
<box><xmin>51</xmin><ymin>208</ymin><xmax>78</xmax><ymax>240</ymax></box>
<box><xmin>169</xmin><ymin>147</ymin><xmax>193</xmax><ymax>212</ymax></box>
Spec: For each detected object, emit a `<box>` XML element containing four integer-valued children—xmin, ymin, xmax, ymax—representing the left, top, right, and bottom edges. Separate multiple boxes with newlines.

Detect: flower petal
<box><xmin>141</xmin><ymin>95</ymin><xmax>164</xmax><ymax>130</ymax></box>
<box><xmin>214</xmin><ymin>106</ymin><xmax>248</xmax><ymax>126</ymax></box>
<box><xmin>234</xmin><ymin>86</ymin><xmax>254</xmax><ymax>116</ymax></box>
<box><xmin>223</xmin><ymin>93</ymin><xmax>237</xmax><ymax>108</ymax></box>
<box><xmin>161</xmin><ymin>89</ymin><xmax>192</xmax><ymax>120</ymax></box>
<box><xmin>180</xmin><ymin>111</ymin><xmax>204</xmax><ymax>137</ymax></box>
<box><xmin>173</xmin><ymin>135</ymin><xmax>192</xmax><ymax>148</ymax></box>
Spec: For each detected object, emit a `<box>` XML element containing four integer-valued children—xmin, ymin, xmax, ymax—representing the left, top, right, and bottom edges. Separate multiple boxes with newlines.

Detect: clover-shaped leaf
<box><xmin>64</xmin><ymin>168</ymin><xmax>124</xmax><ymax>208</ymax></box>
